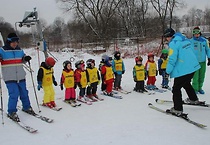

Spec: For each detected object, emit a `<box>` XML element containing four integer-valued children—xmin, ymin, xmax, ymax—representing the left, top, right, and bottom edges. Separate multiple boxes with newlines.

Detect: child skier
<box><xmin>37</xmin><ymin>57</ymin><xmax>58</xmax><ymax>108</ymax></box>
<box><xmin>99</xmin><ymin>54</ymin><xmax>109</xmax><ymax>92</ymax></box>
<box><xmin>74</xmin><ymin>60</ymin><xmax>89</xmax><ymax>103</ymax></box>
<box><xmin>158</xmin><ymin>49</ymin><xmax>169</xmax><ymax>89</ymax></box>
<box><xmin>112</xmin><ymin>51</ymin><xmax>125</xmax><ymax>90</ymax></box>
<box><xmin>86</xmin><ymin>59</ymin><xmax>101</xmax><ymax>100</ymax></box>
<box><xmin>60</xmin><ymin>60</ymin><xmax>77</xmax><ymax>105</ymax></box>
<box><xmin>101</xmin><ymin>56</ymin><xmax>114</xmax><ymax>96</ymax></box>
<box><xmin>145</xmin><ymin>53</ymin><xmax>158</xmax><ymax>90</ymax></box>
<box><xmin>133</xmin><ymin>56</ymin><xmax>147</xmax><ymax>93</ymax></box>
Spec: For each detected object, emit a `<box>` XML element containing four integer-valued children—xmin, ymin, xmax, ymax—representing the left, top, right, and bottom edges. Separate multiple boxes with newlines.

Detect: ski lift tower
<box><xmin>15</xmin><ymin>8</ymin><xmax>49</xmax><ymax>59</ymax></box>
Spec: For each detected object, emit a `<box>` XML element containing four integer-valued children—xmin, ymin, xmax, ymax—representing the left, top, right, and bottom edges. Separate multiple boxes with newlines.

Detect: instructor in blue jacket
<box><xmin>164</xmin><ymin>28</ymin><xmax>201</xmax><ymax>115</ymax></box>
<box><xmin>191</xmin><ymin>26</ymin><xmax>210</xmax><ymax>94</ymax></box>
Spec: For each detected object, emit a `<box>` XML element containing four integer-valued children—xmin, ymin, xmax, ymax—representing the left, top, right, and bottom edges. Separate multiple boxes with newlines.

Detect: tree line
<box><xmin>1</xmin><ymin>0</ymin><xmax>210</xmax><ymax>50</ymax></box>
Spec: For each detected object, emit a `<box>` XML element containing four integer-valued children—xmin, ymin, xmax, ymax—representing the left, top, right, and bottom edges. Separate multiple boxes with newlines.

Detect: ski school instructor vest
<box><xmin>114</xmin><ymin>59</ymin><xmax>123</xmax><ymax>71</ymax></box>
<box><xmin>105</xmin><ymin>66</ymin><xmax>114</xmax><ymax>81</ymax></box>
<box><xmin>146</xmin><ymin>61</ymin><xmax>157</xmax><ymax>77</ymax></box>
<box><xmin>41</xmin><ymin>67</ymin><xmax>53</xmax><ymax>86</ymax></box>
<box><xmin>134</xmin><ymin>65</ymin><xmax>145</xmax><ymax>81</ymax></box>
<box><xmin>86</xmin><ymin>67</ymin><xmax>99</xmax><ymax>83</ymax></box>
<box><xmin>160</xmin><ymin>58</ymin><xmax>168</xmax><ymax>69</ymax></box>
<box><xmin>62</xmin><ymin>70</ymin><xmax>74</xmax><ymax>88</ymax></box>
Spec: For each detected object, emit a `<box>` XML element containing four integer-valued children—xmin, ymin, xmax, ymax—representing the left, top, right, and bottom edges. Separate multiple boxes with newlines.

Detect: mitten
<box><xmin>207</xmin><ymin>58</ymin><xmax>210</xmax><ymax>66</ymax></box>
<box><xmin>53</xmin><ymin>81</ymin><xmax>58</xmax><ymax>86</ymax></box>
<box><xmin>60</xmin><ymin>84</ymin><xmax>63</xmax><ymax>90</ymax></box>
<box><xmin>37</xmin><ymin>81</ymin><xmax>42</xmax><ymax>91</ymax></box>
<box><xmin>24</xmin><ymin>55</ymin><xmax>32</xmax><ymax>62</ymax></box>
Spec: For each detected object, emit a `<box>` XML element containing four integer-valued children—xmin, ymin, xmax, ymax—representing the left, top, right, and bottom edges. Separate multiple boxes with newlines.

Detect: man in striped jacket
<box><xmin>0</xmin><ymin>33</ymin><xmax>34</xmax><ymax>122</ymax></box>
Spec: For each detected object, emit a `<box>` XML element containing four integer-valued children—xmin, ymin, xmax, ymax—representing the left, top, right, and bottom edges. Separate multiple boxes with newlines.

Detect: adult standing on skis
<box><xmin>112</xmin><ymin>51</ymin><xmax>125</xmax><ymax>90</ymax></box>
<box><xmin>164</xmin><ymin>28</ymin><xmax>201</xmax><ymax>115</ymax></box>
<box><xmin>0</xmin><ymin>33</ymin><xmax>35</xmax><ymax>122</ymax></box>
<box><xmin>190</xmin><ymin>26</ymin><xmax>210</xmax><ymax>94</ymax></box>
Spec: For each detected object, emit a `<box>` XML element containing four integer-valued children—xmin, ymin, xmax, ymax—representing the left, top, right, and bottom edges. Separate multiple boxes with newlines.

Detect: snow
<box><xmin>1</xmin><ymin>48</ymin><xmax>210</xmax><ymax>145</ymax></box>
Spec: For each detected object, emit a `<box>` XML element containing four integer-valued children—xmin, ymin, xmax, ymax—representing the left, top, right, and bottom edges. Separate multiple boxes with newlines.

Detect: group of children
<box><xmin>37</xmin><ymin>50</ymin><xmax>169</xmax><ymax>108</ymax></box>
<box><xmin>133</xmin><ymin>49</ymin><xmax>169</xmax><ymax>92</ymax></box>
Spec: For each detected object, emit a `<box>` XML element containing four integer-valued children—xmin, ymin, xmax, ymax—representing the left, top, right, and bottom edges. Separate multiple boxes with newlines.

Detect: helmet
<box><xmin>63</xmin><ymin>60</ymin><xmax>71</xmax><ymax>70</ymax></box>
<box><xmin>86</xmin><ymin>59</ymin><xmax>95</xmax><ymax>68</ymax></box>
<box><xmin>114</xmin><ymin>51</ymin><xmax>121</xmax><ymax>60</ymax></box>
<box><xmin>148</xmin><ymin>53</ymin><xmax>154</xmax><ymax>58</ymax></box>
<box><xmin>135</xmin><ymin>56</ymin><xmax>143</xmax><ymax>62</ymax></box>
<box><xmin>75</xmin><ymin>60</ymin><xmax>84</xmax><ymax>69</ymax></box>
<box><xmin>163</xmin><ymin>28</ymin><xmax>175</xmax><ymax>37</ymax></box>
<box><xmin>192</xmin><ymin>26</ymin><xmax>201</xmax><ymax>35</ymax></box>
<box><xmin>104</xmin><ymin>56</ymin><xmax>112</xmax><ymax>66</ymax></box>
<box><xmin>161</xmin><ymin>49</ymin><xmax>169</xmax><ymax>54</ymax></box>
<box><xmin>45</xmin><ymin>57</ymin><xmax>56</xmax><ymax>67</ymax></box>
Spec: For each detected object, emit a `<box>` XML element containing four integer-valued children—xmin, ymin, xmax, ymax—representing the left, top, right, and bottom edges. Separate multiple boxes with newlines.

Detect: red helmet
<box><xmin>45</xmin><ymin>57</ymin><xmax>56</xmax><ymax>67</ymax></box>
<box><xmin>135</xmin><ymin>56</ymin><xmax>143</xmax><ymax>62</ymax></box>
<box><xmin>148</xmin><ymin>53</ymin><xmax>154</xmax><ymax>58</ymax></box>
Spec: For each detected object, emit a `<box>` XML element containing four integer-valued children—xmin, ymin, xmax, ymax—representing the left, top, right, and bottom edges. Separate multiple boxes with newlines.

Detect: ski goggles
<box><xmin>192</xmin><ymin>29</ymin><xmax>201</xmax><ymax>35</ymax></box>
<box><xmin>7</xmin><ymin>37</ymin><xmax>19</xmax><ymax>42</ymax></box>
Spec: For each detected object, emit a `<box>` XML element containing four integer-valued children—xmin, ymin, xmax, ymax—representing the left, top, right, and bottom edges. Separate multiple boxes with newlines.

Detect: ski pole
<box><xmin>28</xmin><ymin>61</ymin><xmax>41</xmax><ymax>113</ymax></box>
<box><xmin>0</xmin><ymin>74</ymin><xmax>4</xmax><ymax>125</ymax></box>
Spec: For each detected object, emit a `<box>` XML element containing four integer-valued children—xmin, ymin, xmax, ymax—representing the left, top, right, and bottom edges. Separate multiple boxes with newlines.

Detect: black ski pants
<box><xmin>172</xmin><ymin>72</ymin><xmax>198</xmax><ymax>111</ymax></box>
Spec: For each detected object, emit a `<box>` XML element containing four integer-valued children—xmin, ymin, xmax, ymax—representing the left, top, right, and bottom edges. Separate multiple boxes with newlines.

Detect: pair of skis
<box><xmin>148</xmin><ymin>99</ymin><xmax>208</xmax><ymax>128</ymax></box>
<box><xmin>63</xmin><ymin>100</ymin><xmax>81</xmax><ymax>107</ymax></box>
<box><xmin>101</xmin><ymin>92</ymin><xmax>123</xmax><ymax>99</ymax></box>
<box><xmin>8</xmin><ymin>107</ymin><xmax>54</xmax><ymax>133</ymax></box>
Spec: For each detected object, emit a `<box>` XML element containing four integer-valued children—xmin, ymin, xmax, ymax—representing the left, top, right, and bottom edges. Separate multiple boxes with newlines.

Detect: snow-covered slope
<box><xmin>1</xmin><ymin>48</ymin><xmax>210</xmax><ymax>145</ymax></box>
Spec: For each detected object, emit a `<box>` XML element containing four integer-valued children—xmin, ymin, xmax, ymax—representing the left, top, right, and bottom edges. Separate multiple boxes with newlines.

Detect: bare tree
<box><xmin>57</xmin><ymin>0</ymin><xmax>122</xmax><ymax>41</ymax></box>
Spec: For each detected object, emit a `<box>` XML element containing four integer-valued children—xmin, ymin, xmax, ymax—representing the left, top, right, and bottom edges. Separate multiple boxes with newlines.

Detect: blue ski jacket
<box><xmin>191</xmin><ymin>36</ymin><xmax>210</xmax><ymax>62</ymax></box>
<box><xmin>166</xmin><ymin>32</ymin><xmax>200</xmax><ymax>78</ymax></box>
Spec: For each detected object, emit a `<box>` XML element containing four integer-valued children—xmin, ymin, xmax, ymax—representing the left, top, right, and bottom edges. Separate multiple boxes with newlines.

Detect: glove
<box><xmin>165</xmin><ymin>73</ymin><xmax>169</xmax><ymax>79</ymax></box>
<box><xmin>24</xmin><ymin>55</ymin><xmax>32</xmax><ymax>62</ymax></box>
<box><xmin>159</xmin><ymin>70</ymin><xmax>162</xmax><ymax>75</ymax></box>
<box><xmin>53</xmin><ymin>81</ymin><xmax>58</xmax><ymax>86</ymax></box>
<box><xmin>87</xmin><ymin>82</ymin><xmax>91</xmax><ymax>87</ymax></box>
<box><xmin>37</xmin><ymin>81</ymin><xmax>42</xmax><ymax>91</ymax></box>
<box><xmin>78</xmin><ymin>82</ymin><xmax>82</xmax><ymax>88</ymax></box>
<box><xmin>122</xmin><ymin>70</ymin><xmax>125</xmax><ymax>74</ymax></box>
<box><xmin>207</xmin><ymin>58</ymin><xmax>210</xmax><ymax>66</ymax></box>
<box><xmin>60</xmin><ymin>84</ymin><xmax>63</xmax><ymax>90</ymax></box>
<box><xmin>133</xmin><ymin>77</ymin><xmax>137</xmax><ymax>82</ymax></box>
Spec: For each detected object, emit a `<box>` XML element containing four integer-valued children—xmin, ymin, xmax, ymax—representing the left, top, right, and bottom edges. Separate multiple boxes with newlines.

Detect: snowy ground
<box><xmin>1</xmin><ymin>48</ymin><xmax>210</xmax><ymax>145</ymax></box>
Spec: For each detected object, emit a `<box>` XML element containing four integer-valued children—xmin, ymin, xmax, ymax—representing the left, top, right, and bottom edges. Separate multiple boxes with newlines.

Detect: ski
<box><xmin>77</xmin><ymin>97</ymin><xmax>92</xmax><ymax>105</ymax></box>
<box><xmin>8</xmin><ymin>117</ymin><xmax>38</xmax><ymax>133</ymax></box>
<box><xmin>133</xmin><ymin>90</ymin><xmax>155</xmax><ymax>95</ymax></box>
<box><xmin>155</xmin><ymin>99</ymin><xmax>210</xmax><ymax>107</ymax></box>
<box><xmin>63</xmin><ymin>100</ymin><xmax>81</xmax><ymax>107</ymax></box>
<box><xmin>40</xmin><ymin>104</ymin><xmax>62</xmax><ymax>111</ymax></box>
<box><xmin>115</xmin><ymin>89</ymin><xmax>131</xmax><ymax>94</ymax></box>
<box><xmin>153</xmin><ymin>89</ymin><xmax>167</xmax><ymax>93</ymax></box>
<box><xmin>17</xmin><ymin>106</ymin><xmax>53</xmax><ymax>123</ymax></box>
<box><xmin>101</xmin><ymin>92</ymin><xmax>123</xmax><ymax>99</ymax></box>
<box><xmin>148</xmin><ymin>103</ymin><xmax>207</xmax><ymax>128</ymax></box>
<box><xmin>93</xmin><ymin>96</ymin><xmax>104</xmax><ymax>101</ymax></box>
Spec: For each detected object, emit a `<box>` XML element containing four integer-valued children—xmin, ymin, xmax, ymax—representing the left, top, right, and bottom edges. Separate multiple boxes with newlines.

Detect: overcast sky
<box><xmin>0</xmin><ymin>0</ymin><xmax>209</xmax><ymax>27</ymax></box>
